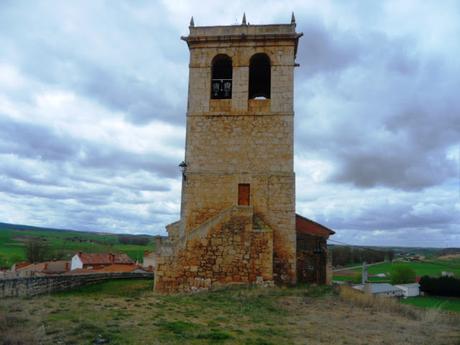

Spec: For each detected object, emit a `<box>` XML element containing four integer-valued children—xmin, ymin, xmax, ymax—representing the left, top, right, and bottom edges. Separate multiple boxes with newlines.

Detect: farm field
<box><xmin>402</xmin><ymin>296</ymin><xmax>460</xmax><ymax>313</ymax></box>
<box><xmin>334</xmin><ymin>259</ymin><xmax>460</xmax><ymax>282</ymax></box>
<box><xmin>0</xmin><ymin>222</ymin><xmax>154</xmax><ymax>268</ymax></box>
<box><xmin>1</xmin><ymin>281</ymin><xmax>459</xmax><ymax>345</ymax></box>
<box><xmin>332</xmin><ymin>275</ymin><xmax>389</xmax><ymax>283</ymax></box>
<box><xmin>363</xmin><ymin>261</ymin><xmax>460</xmax><ymax>277</ymax></box>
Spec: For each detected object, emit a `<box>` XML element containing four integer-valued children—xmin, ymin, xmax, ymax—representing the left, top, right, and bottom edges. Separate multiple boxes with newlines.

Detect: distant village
<box><xmin>1</xmin><ymin>251</ymin><xmax>155</xmax><ymax>279</ymax></box>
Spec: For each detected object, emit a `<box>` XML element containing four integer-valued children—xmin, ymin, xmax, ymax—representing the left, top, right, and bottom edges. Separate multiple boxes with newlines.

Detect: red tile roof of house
<box><xmin>17</xmin><ymin>260</ymin><xmax>70</xmax><ymax>273</ymax></box>
<box><xmin>69</xmin><ymin>264</ymin><xmax>145</xmax><ymax>274</ymax></box>
<box><xmin>76</xmin><ymin>252</ymin><xmax>134</xmax><ymax>265</ymax></box>
<box><xmin>14</xmin><ymin>261</ymin><xmax>30</xmax><ymax>269</ymax></box>
<box><xmin>296</xmin><ymin>214</ymin><xmax>335</xmax><ymax>238</ymax></box>
<box><xmin>93</xmin><ymin>264</ymin><xmax>142</xmax><ymax>273</ymax></box>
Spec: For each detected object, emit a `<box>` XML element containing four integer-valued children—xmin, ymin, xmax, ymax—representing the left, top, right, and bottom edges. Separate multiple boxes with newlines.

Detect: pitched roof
<box><xmin>14</xmin><ymin>261</ymin><xmax>30</xmax><ymax>269</ymax></box>
<box><xmin>92</xmin><ymin>264</ymin><xmax>142</xmax><ymax>273</ymax></box>
<box><xmin>76</xmin><ymin>252</ymin><xmax>134</xmax><ymax>265</ymax></box>
<box><xmin>296</xmin><ymin>214</ymin><xmax>335</xmax><ymax>238</ymax></box>
<box><xmin>367</xmin><ymin>283</ymin><xmax>403</xmax><ymax>294</ymax></box>
<box><xmin>395</xmin><ymin>283</ymin><xmax>420</xmax><ymax>289</ymax></box>
<box><xmin>17</xmin><ymin>260</ymin><xmax>70</xmax><ymax>273</ymax></box>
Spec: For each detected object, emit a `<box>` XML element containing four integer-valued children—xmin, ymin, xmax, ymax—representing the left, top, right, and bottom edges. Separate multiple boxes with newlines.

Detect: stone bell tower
<box><xmin>154</xmin><ymin>15</ymin><xmax>302</xmax><ymax>293</ymax></box>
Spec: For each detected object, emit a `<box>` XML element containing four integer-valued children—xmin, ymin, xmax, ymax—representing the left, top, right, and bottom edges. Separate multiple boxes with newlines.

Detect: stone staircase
<box><xmin>154</xmin><ymin>205</ymin><xmax>274</xmax><ymax>293</ymax></box>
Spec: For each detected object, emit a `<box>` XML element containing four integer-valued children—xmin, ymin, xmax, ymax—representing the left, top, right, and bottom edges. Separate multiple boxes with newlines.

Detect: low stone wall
<box><xmin>0</xmin><ymin>272</ymin><xmax>153</xmax><ymax>298</ymax></box>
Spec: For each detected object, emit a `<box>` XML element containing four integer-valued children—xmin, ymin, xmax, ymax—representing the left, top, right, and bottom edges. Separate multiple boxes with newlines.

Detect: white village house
<box><xmin>142</xmin><ymin>251</ymin><xmax>155</xmax><ymax>270</ymax></box>
<box><xmin>395</xmin><ymin>283</ymin><xmax>420</xmax><ymax>298</ymax></box>
<box><xmin>353</xmin><ymin>283</ymin><xmax>404</xmax><ymax>297</ymax></box>
<box><xmin>70</xmin><ymin>252</ymin><xmax>134</xmax><ymax>271</ymax></box>
<box><xmin>353</xmin><ymin>282</ymin><xmax>420</xmax><ymax>298</ymax></box>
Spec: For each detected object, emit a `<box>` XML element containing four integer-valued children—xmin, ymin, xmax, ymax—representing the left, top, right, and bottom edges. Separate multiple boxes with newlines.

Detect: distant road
<box><xmin>333</xmin><ymin>261</ymin><xmax>387</xmax><ymax>273</ymax></box>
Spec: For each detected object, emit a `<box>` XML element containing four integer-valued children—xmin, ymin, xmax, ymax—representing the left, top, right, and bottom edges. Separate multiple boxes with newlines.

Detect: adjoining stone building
<box><xmin>154</xmin><ymin>15</ymin><xmax>334</xmax><ymax>293</ymax></box>
<box><xmin>295</xmin><ymin>215</ymin><xmax>335</xmax><ymax>285</ymax></box>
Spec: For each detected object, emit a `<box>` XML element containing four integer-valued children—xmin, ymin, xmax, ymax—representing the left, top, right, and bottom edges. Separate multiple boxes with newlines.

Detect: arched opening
<box><xmin>211</xmin><ymin>54</ymin><xmax>232</xmax><ymax>99</ymax></box>
<box><xmin>249</xmin><ymin>53</ymin><xmax>271</xmax><ymax>99</ymax></box>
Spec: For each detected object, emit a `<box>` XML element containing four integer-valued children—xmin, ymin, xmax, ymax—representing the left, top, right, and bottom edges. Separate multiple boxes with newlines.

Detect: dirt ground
<box><xmin>0</xmin><ymin>281</ymin><xmax>459</xmax><ymax>345</ymax></box>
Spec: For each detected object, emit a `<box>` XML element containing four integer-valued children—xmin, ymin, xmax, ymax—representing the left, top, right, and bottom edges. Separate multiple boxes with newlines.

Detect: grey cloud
<box><xmin>304</xmin><ymin>189</ymin><xmax>460</xmax><ymax>239</ymax></box>
<box><xmin>297</xmin><ymin>21</ymin><xmax>362</xmax><ymax>76</ymax></box>
<box><xmin>295</xmin><ymin>23</ymin><xmax>460</xmax><ymax>190</ymax></box>
<box><xmin>0</xmin><ymin>159</ymin><xmax>64</xmax><ymax>187</ymax></box>
<box><xmin>0</xmin><ymin>115</ymin><xmax>78</xmax><ymax>161</ymax></box>
<box><xmin>72</xmin><ymin>63</ymin><xmax>186</xmax><ymax>125</ymax></box>
<box><xmin>0</xmin><ymin>1</ymin><xmax>187</xmax><ymax>126</ymax></box>
<box><xmin>17</xmin><ymin>49</ymin><xmax>186</xmax><ymax>125</ymax></box>
<box><xmin>332</xmin><ymin>145</ymin><xmax>456</xmax><ymax>190</ymax></box>
<box><xmin>0</xmin><ymin>191</ymin><xmax>176</xmax><ymax>235</ymax></box>
<box><xmin>0</xmin><ymin>176</ymin><xmax>110</xmax><ymax>203</ymax></box>
<box><xmin>0</xmin><ymin>115</ymin><xmax>179</xmax><ymax>178</ymax></box>
<box><xmin>76</xmin><ymin>144</ymin><xmax>178</xmax><ymax>178</ymax></box>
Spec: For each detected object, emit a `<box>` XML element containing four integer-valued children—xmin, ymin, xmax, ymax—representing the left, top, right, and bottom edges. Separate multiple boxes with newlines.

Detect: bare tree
<box><xmin>25</xmin><ymin>238</ymin><xmax>50</xmax><ymax>263</ymax></box>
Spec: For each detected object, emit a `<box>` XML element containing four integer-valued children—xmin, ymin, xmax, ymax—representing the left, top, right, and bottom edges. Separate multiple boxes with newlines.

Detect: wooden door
<box><xmin>238</xmin><ymin>184</ymin><xmax>250</xmax><ymax>206</ymax></box>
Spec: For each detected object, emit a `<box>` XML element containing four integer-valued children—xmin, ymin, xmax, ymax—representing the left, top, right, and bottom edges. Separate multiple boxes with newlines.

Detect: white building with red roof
<box><xmin>70</xmin><ymin>252</ymin><xmax>134</xmax><ymax>271</ymax></box>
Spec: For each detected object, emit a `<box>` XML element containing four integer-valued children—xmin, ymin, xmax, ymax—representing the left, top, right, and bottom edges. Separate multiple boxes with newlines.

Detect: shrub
<box><xmin>352</xmin><ymin>272</ymin><xmax>362</xmax><ymax>284</ymax></box>
<box><xmin>419</xmin><ymin>276</ymin><xmax>460</xmax><ymax>297</ymax></box>
<box><xmin>117</xmin><ymin>235</ymin><xmax>150</xmax><ymax>245</ymax></box>
<box><xmin>390</xmin><ymin>265</ymin><xmax>416</xmax><ymax>284</ymax></box>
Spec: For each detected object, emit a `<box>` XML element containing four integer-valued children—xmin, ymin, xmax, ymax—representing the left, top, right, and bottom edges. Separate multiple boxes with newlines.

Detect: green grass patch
<box><xmin>401</xmin><ymin>296</ymin><xmax>460</xmax><ymax>313</ymax></box>
<box><xmin>335</xmin><ymin>260</ymin><xmax>460</xmax><ymax>282</ymax></box>
<box><xmin>155</xmin><ymin>320</ymin><xmax>234</xmax><ymax>342</ymax></box>
<box><xmin>368</xmin><ymin>261</ymin><xmax>460</xmax><ymax>277</ymax></box>
<box><xmin>156</xmin><ymin>320</ymin><xmax>199</xmax><ymax>337</ymax></box>
<box><xmin>54</xmin><ymin>279</ymin><xmax>153</xmax><ymax>298</ymax></box>
<box><xmin>333</xmin><ymin>275</ymin><xmax>390</xmax><ymax>283</ymax></box>
<box><xmin>197</xmin><ymin>329</ymin><xmax>233</xmax><ymax>341</ymax></box>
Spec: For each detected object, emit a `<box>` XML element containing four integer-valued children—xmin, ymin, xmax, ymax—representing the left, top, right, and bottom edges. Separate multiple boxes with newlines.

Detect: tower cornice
<box><xmin>181</xmin><ymin>24</ymin><xmax>303</xmax><ymax>57</ymax></box>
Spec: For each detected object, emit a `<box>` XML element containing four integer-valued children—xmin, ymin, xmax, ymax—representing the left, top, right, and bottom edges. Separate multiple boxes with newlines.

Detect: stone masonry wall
<box><xmin>155</xmin><ymin>206</ymin><xmax>273</xmax><ymax>293</ymax></box>
<box><xmin>186</xmin><ymin>115</ymin><xmax>293</xmax><ymax>175</ymax></box>
<box><xmin>0</xmin><ymin>272</ymin><xmax>153</xmax><ymax>298</ymax></box>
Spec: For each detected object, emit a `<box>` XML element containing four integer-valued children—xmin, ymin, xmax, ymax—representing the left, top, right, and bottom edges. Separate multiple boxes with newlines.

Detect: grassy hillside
<box><xmin>0</xmin><ymin>222</ymin><xmax>154</xmax><ymax>268</ymax></box>
<box><xmin>1</xmin><ymin>282</ymin><xmax>459</xmax><ymax>345</ymax></box>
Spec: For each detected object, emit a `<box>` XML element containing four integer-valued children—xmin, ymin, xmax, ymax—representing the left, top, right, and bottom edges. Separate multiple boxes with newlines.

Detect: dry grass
<box><xmin>338</xmin><ymin>285</ymin><xmax>419</xmax><ymax>319</ymax></box>
<box><xmin>0</xmin><ymin>281</ymin><xmax>459</xmax><ymax>345</ymax></box>
<box><xmin>0</xmin><ymin>310</ymin><xmax>42</xmax><ymax>345</ymax></box>
<box><xmin>338</xmin><ymin>285</ymin><xmax>460</xmax><ymax>344</ymax></box>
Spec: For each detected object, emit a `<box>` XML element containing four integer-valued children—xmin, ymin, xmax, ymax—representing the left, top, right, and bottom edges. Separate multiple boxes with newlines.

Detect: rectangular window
<box><xmin>238</xmin><ymin>184</ymin><xmax>250</xmax><ymax>206</ymax></box>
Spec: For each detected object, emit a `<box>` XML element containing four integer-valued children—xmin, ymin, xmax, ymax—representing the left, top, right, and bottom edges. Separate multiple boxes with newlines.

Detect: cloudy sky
<box><xmin>0</xmin><ymin>0</ymin><xmax>459</xmax><ymax>247</ymax></box>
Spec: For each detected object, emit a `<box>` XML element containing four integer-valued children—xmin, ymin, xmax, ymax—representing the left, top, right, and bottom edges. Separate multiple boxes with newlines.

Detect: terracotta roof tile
<box><xmin>77</xmin><ymin>253</ymin><xmax>134</xmax><ymax>265</ymax></box>
<box><xmin>17</xmin><ymin>260</ymin><xmax>70</xmax><ymax>273</ymax></box>
<box><xmin>93</xmin><ymin>264</ymin><xmax>142</xmax><ymax>273</ymax></box>
<box><xmin>296</xmin><ymin>214</ymin><xmax>335</xmax><ymax>238</ymax></box>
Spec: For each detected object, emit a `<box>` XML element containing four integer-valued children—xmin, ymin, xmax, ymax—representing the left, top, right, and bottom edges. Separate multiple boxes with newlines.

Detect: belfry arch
<box><xmin>249</xmin><ymin>53</ymin><xmax>271</xmax><ymax>99</ymax></box>
<box><xmin>211</xmin><ymin>54</ymin><xmax>232</xmax><ymax>99</ymax></box>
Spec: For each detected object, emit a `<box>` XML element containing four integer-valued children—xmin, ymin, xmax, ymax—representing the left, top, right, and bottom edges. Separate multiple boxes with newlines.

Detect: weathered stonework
<box><xmin>154</xmin><ymin>20</ymin><xmax>302</xmax><ymax>293</ymax></box>
<box><xmin>155</xmin><ymin>206</ymin><xmax>273</xmax><ymax>293</ymax></box>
